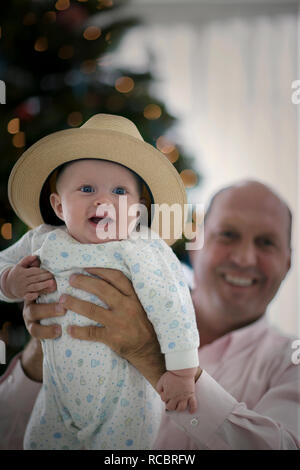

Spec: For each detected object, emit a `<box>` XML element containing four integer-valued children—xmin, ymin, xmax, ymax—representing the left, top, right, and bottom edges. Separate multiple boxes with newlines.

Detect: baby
<box><xmin>0</xmin><ymin>114</ymin><xmax>199</xmax><ymax>450</ymax></box>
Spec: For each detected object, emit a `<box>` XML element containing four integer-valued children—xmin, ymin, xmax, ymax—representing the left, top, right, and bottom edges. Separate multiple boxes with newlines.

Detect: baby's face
<box><xmin>50</xmin><ymin>160</ymin><xmax>143</xmax><ymax>244</ymax></box>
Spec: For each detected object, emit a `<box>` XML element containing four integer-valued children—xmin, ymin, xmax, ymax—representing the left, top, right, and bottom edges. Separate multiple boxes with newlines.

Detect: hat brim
<box><xmin>8</xmin><ymin>128</ymin><xmax>187</xmax><ymax>246</ymax></box>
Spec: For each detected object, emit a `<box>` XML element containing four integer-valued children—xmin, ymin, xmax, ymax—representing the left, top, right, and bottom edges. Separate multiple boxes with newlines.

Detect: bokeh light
<box><xmin>12</xmin><ymin>132</ymin><xmax>26</xmax><ymax>148</ymax></box>
<box><xmin>143</xmin><ymin>104</ymin><xmax>162</xmax><ymax>120</ymax></box>
<box><xmin>156</xmin><ymin>136</ymin><xmax>175</xmax><ymax>154</ymax></box>
<box><xmin>34</xmin><ymin>37</ymin><xmax>48</xmax><ymax>52</ymax></box>
<box><xmin>83</xmin><ymin>26</ymin><xmax>101</xmax><ymax>41</ymax></box>
<box><xmin>23</xmin><ymin>12</ymin><xmax>37</xmax><ymax>26</ymax></box>
<box><xmin>115</xmin><ymin>76</ymin><xmax>134</xmax><ymax>93</ymax></box>
<box><xmin>58</xmin><ymin>45</ymin><xmax>74</xmax><ymax>60</ymax></box>
<box><xmin>1</xmin><ymin>223</ymin><xmax>12</xmax><ymax>240</ymax></box>
<box><xmin>180</xmin><ymin>169</ymin><xmax>198</xmax><ymax>188</ymax></box>
<box><xmin>55</xmin><ymin>0</ymin><xmax>70</xmax><ymax>11</ymax></box>
<box><xmin>67</xmin><ymin>111</ymin><xmax>83</xmax><ymax>127</ymax></box>
<box><xmin>7</xmin><ymin>118</ymin><xmax>20</xmax><ymax>134</ymax></box>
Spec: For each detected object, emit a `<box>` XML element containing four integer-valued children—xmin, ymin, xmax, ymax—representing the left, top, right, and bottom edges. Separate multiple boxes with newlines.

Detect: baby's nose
<box><xmin>93</xmin><ymin>193</ymin><xmax>112</xmax><ymax>206</ymax></box>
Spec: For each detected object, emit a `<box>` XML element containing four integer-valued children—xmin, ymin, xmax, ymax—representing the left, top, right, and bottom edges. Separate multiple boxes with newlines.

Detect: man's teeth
<box><xmin>224</xmin><ymin>274</ymin><xmax>254</xmax><ymax>287</ymax></box>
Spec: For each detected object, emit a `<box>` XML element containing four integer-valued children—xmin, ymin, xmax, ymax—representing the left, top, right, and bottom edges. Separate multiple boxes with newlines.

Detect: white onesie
<box><xmin>0</xmin><ymin>224</ymin><xmax>199</xmax><ymax>450</ymax></box>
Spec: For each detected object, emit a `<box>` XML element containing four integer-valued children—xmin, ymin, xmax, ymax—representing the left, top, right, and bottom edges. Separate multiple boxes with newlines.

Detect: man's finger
<box><xmin>28</xmin><ymin>322</ymin><xmax>61</xmax><ymax>340</ymax></box>
<box><xmin>24</xmin><ymin>300</ymin><xmax>66</xmax><ymax>322</ymax></box>
<box><xmin>67</xmin><ymin>325</ymin><xmax>107</xmax><ymax>343</ymax></box>
<box><xmin>69</xmin><ymin>274</ymin><xmax>120</xmax><ymax>309</ymax></box>
<box><xmin>84</xmin><ymin>268</ymin><xmax>134</xmax><ymax>297</ymax></box>
<box><xmin>60</xmin><ymin>294</ymin><xmax>111</xmax><ymax>325</ymax></box>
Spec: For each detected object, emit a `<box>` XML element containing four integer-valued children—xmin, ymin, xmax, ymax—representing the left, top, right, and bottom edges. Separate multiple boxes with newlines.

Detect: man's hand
<box><xmin>21</xmin><ymin>299</ymin><xmax>67</xmax><ymax>382</ymax></box>
<box><xmin>23</xmin><ymin>298</ymin><xmax>66</xmax><ymax>340</ymax></box>
<box><xmin>59</xmin><ymin>267</ymin><xmax>166</xmax><ymax>389</ymax></box>
<box><xmin>1</xmin><ymin>255</ymin><xmax>56</xmax><ymax>301</ymax></box>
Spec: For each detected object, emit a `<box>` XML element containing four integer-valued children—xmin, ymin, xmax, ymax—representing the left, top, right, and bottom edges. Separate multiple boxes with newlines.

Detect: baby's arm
<box><xmin>1</xmin><ymin>255</ymin><xmax>56</xmax><ymax>301</ymax></box>
<box><xmin>156</xmin><ymin>367</ymin><xmax>198</xmax><ymax>414</ymax></box>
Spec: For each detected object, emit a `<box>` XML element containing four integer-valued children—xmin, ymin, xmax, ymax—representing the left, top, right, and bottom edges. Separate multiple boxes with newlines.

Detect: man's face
<box><xmin>50</xmin><ymin>160</ymin><xmax>142</xmax><ymax>244</ymax></box>
<box><xmin>191</xmin><ymin>184</ymin><xmax>291</xmax><ymax>329</ymax></box>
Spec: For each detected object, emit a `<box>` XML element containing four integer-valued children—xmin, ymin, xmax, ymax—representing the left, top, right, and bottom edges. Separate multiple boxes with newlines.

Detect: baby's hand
<box><xmin>1</xmin><ymin>255</ymin><xmax>56</xmax><ymax>301</ymax></box>
<box><xmin>156</xmin><ymin>368</ymin><xmax>198</xmax><ymax>414</ymax></box>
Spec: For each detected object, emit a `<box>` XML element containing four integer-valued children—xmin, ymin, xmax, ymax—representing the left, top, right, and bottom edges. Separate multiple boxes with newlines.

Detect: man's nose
<box><xmin>229</xmin><ymin>241</ymin><xmax>257</xmax><ymax>267</ymax></box>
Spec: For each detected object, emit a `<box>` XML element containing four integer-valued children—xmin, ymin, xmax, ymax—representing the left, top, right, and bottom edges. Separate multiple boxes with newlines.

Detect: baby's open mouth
<box><xmin>89</xmin><ymin>216</ymin><xmax>114</xmax><ymax>226</ymax></box>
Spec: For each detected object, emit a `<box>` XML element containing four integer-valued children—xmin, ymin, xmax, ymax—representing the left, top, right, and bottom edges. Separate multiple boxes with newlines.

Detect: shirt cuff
<box><xmin>165</xmin><ymin>349</ymin><xmax>199</xmax><ymax>370</ymax></box>
<box><xmin>167</xmin><ymin>370</ymin><xmax>237</xmax><ymax>447</ymax></box>
<box><xmin>0</xmin><ymin>352</ymin><xmax>42</xmax><ymax>407</ymax></box>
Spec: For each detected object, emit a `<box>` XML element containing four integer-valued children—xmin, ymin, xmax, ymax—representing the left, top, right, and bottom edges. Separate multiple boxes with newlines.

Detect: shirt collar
<box><xmin>198</xmin><ymin>315</ymin><xmax>269</xmax><ymax>364</ymax></box>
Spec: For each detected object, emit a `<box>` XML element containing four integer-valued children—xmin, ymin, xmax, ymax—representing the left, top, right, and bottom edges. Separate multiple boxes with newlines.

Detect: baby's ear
<box><xmin>50</xmin><ymin>193</ymin><xmax>65</xmax><ymax>222</ymax></box>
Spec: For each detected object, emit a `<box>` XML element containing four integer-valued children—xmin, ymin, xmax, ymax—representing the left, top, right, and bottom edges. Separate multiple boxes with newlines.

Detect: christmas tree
<box><xmin>0</xmin><ymin>0</ymin><xmax>200</xmax><ymax>369</ymax></box>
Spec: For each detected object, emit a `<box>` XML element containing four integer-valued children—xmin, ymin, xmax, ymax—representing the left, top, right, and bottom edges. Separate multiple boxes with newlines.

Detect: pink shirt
<box><xmin>0</xmin><ymin>316</ymin><xmax>299</xmax><ymax>450</ymax></box>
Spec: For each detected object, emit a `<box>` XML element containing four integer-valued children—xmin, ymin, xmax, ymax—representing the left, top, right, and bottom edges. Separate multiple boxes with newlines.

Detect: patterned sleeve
<box><xmin>125</xmin><ymin>239</ymin><xmax>199</xmax><ymax>370</ymax></box>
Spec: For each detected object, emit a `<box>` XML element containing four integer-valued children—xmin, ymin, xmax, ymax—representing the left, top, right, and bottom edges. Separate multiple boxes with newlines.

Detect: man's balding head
<box><xmin>204</xmin><ymin>180</ymin><xmax>292</xmax><ymax>250</ymax></box>
<box><xmin>190</xmin><ymin>179</ymin><xmax>292</xmax><ymax>335</ymax></box>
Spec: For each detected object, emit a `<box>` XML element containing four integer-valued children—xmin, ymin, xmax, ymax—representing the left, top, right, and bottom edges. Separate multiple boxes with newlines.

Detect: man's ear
<box><xmin>49</xmin><ymin>193</ymin><xmax>65</xmax><ymax>222</ymax></box>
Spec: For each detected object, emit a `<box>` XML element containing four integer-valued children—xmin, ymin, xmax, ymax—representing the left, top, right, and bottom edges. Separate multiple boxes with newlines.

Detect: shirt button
<box><xmin>190</xmin><ymin>418</ymin><xmax>198</xmax><ymax>426</ymax></box>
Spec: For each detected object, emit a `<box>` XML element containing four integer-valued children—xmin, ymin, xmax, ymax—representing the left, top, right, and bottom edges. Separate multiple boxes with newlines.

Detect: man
<box><xmin>0</xmin><ymin>180</ymin><xmax>299</xmax><ymax>449</ymax></box>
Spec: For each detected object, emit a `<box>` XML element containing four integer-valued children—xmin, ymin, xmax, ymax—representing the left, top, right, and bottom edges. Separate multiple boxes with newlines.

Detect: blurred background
<box><xmin>0</xmin><ymin>0</ymin><xmax>299</xmax><ymax>372</ymax></box>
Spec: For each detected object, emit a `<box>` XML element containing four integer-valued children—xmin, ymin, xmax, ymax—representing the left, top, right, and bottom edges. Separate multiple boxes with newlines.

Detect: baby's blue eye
<box><xmin>112</xmin><ymin>187</ymin><xmax>126</xmax><ymax>195</ymax></box>
<box><xmin>80</xmin><ymin>185</ymin><xmax>94</xmax><ymax>193</ymax></box>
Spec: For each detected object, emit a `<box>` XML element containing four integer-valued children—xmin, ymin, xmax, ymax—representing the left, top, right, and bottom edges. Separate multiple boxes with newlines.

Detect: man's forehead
<box><xmin>207</xmin><ymin>183</ymin><xmax>290</xmax><ymax>232</ymax></box>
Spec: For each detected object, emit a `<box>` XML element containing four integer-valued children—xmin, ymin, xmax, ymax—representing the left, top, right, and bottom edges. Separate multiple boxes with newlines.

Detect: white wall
<box><xmin>105</xmin><ymin>1</ymin><xmax>299</xmax><ymax>336</ymax></box>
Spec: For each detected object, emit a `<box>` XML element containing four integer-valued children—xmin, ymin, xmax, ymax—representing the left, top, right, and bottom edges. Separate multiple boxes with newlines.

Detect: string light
<box><xmin>43</xmin><ymin>11</ymin><xmax>56</xmax><ymax>23</ymax></box>
<box><xmin>165</xmin><ymin>147</ymin><xmax>179</xmax><ymax>164</ymax></box>
<box><xmin>83</xmin><ymin>26</ymin><xmax>101</xmax><ymax>41</ymax></box>
<box><xmin>23</xmin><ymin>12</ymin><xmax>37</xmax><ymax>26</ymax></box>
<box><xmin>67</xmin><ymin>112</ymin><xmax>83</xmax><ymax>127</ymax></box>
<box><xmin>34</xmin><ymin>37</ymin><xmax>48</xmax><ymax>52</ymax></box>
<box><xmin>7</xmin><ymin>118</ymin><xmax>20</xmax><ymax>134</ymax></box>
<box><xmin>55</xmin><ymin>0</ymin><xmax>70</xmax><ymax>11</ymax></box>
<box><xmin>143</xmin><ymin>104</ymin><xmax>162</xmax><ymax>120</ymax></box>
<box><xmin>180</xmin><ymin>169</ymin><xmax>198</xmax><ymax>188</ymax></box>
<box><xmin>115</xmin><ymin>77</ymin><xmax>134</xmax><ymax>94</ymax></box>
<box><xmin>156</xmin><ymin>136</ymin><xmax>175</xmax><ymax>154</ymax></box>
<box><xmin>12</xmin><ymin>132</ymin><xmax>26</xmax><ymax>148</ymax></box>
<box><xmin>58</xmin><ymin>45</ymin><xmax>74</xmax><ymax>60</ymax></box>
<box><xmin>1</xmin><ymin>223</ymin><xmax>12</xmax><ymax>240</ymax></box>
<box><xmin>80</xmin><ymin>60</ymin><xmax>97</xmax><ymax>74</ymax></box>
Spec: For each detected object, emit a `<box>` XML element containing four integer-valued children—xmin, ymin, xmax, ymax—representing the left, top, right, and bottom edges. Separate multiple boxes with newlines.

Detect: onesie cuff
<box><xmin>165</xmin><ymin>349</ymin><xmax>199</xmax><ymax>370</ymax></box>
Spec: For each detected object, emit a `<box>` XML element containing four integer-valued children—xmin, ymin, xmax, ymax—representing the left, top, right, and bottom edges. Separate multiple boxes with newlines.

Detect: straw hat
<box><xmin>8</xmin><ymin>114</ymin><xmax>187</xmax><ymax>245</ymax></box>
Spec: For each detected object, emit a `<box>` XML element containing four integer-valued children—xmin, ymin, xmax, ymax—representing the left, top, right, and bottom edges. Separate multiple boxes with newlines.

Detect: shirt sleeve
<box><xmin>126</xmin><ymin>239</ymin><xmax>199</xmax><ymax>370</ymax></box>
<box><xmin>0</xmin><ymin>353</ymin><xmax>42</xmax><ymax>450</ymax></box>
<box><xmin>165</xmin><ymin>367</ymin><xmax>300</xmax><ymax>450</ymax></box>
<box><xmin>0</xmin><ymin>230</ymin><xmax>34</xmax><ymax>302</ymax></box>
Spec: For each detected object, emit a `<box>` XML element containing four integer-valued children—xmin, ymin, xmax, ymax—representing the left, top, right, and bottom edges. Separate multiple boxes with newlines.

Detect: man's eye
<box><xmin>112</xmin><ymin>187</ymin><xmax>126</xmax><ymax>195</ymax></box>
<box><xmin>80</xmin><ymin>185</ymin><xmax>94</xmax><ymax>193</ymax></box>
<box><xmin>220</xmin><ymin>231</ymin><xmax>235</xmax><ymax>238</ymax></box>
<box><xmin>258</xmin><ymin>238</ymin><xmax>273</xmax><ymax>247</ymax></box>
